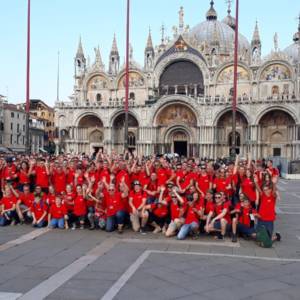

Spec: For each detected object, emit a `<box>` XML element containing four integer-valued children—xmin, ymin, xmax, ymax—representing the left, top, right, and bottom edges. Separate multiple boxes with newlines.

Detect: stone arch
<box><xmin>75</xmin><ymin>112</ymin><xmax>103</xmax><ymax>127</ymax></box>
<box><xmin>255</xmin><ymin>106</ymin><xmax>298</xmax><ymax>125</ymax></box>
<box><xmin>77</xmin><ymin>114</ymin><xmax>103</xmax><ymax>128</ymax></box>
<box><xmin>164</xmin><ymin>124</ymin><xmax>195</xmax><ymax>144</ymax></box>
<box><xmin>154</xmin><ymin>52</ymin><xmax>210</xmax><ymax>88</ymax></box>
<box><xmin>151</xmin><ymin>96</ymin><xmax>201</xmax><ymax>127</ymax></box>
<box><xmin>110</xmin><ymin>109</ymin><xmax>140</xmax><ymax>127</ymax></box>
<box><xmin>158</xmin><ymin>59</ymin><xmax>204</xmax><ymax>96</ymax></box>
<box><xmin>213</xmin><ymin>107</ymin><xmax>250</xmax><ymax>126</ymax></box>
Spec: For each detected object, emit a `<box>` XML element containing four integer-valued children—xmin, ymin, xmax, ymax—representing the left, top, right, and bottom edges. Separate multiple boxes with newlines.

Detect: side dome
<box><xmin>284</xmin><ymin>43</ymin><xmax>299</xmax><ymax>63</ymax></box>
<box><xmin>190</xmin><ymin>20</ymin><xmax>250</xmax><ymax>54</ymax></box>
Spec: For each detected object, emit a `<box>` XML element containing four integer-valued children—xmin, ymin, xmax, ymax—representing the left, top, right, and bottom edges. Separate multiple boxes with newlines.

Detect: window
<box><xmin>273</xmin><ymin>148</ymin><xmax>281</xmax><ymax>157</ymax></box>
<box><xmin>96</xmin><ymin>94</ymin><xmax>102</xmax><ymax>102</ymax></box>
<box><xmin>17</xmin><ymin>124</ymin><xmax>20</xmax><ymax>132</ymax></box>
<box><xmin>11</xmin><ymin>123</ymin><xmax>13</xmax><ymax>130</ymax></box>
<box><xmin>17</xmin><ymin>113</ymin><xmax>19</xmax><ymax>119</ymax></box>
<box><xmin>11</xmin><ymin>112</ymin><xmax>14</xmax><ymax>118</ymax></box>
<box><xmin>129</xmin><ymin>92</ymin><xmax>135</xmax><ymax>100</ymax></box>
<box><xmin>23</xmin><ymin>125</ymin><xmax>25</xmax><ymax>132</ymax></box>
<box><xmin>10</xmin><ymin>135</ymin><xmax>13</xmax><ymax>144</ymax></box>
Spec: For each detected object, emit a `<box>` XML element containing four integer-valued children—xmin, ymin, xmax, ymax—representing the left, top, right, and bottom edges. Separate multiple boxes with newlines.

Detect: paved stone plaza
<box><xmin>0</xmin><ymin>179</ymin><xmax>300</xmax><ymax>300</ymax></box>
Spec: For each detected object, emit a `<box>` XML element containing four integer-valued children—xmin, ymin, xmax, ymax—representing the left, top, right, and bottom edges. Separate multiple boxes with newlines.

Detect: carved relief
<box><xmin>156</xmin><ymin>104</ymin><xmax>197</xmax><ymax>127</ymax></box>
<box><xmin>217</xmin><ymin>66</ymin><xmax>250</xmax><ymax>83</ymax></box>
<box><xmin>260</xmin><ymin>64</ymin><xmax>291</xmax><ymax>81</ymax></box>
<box><xmin>259</xmin><ymin>110</ymin><xmax>295</xmax><ymax>126</ymax></box>
<box><xmin>88</xmin><ymin>75</ymin><xmax>108</xmax><ymax>91</ymax></box>
<box><xmin>118</xmin><ymin>72</ymin><xmax>145</xmax><ymax>89</ymax></box>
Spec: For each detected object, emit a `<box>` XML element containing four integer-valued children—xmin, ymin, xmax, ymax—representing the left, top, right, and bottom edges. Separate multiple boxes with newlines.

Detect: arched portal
<box><xmin>159</xmin><ymin>60</ymin><xmax>204</xmax><ymax>97</ymax></box>
<box><xmin>154</xmin><ymin>103</ymin><xmax>198</xmax><ymax>156</ymax></box>
<box><xmin>112</xmin><ymin>113</ymin><xmax>139</xmax><ymax>153</ymax></box>
<box><xmin>258</xmin><ymin>109</ymin><xmax>295</xmax><ymax>157</ymax></box>
<box><xmin>77</xmin><ymin>114</ymin><xmax>104</xmax><ymax>154</ymax></box>
<box><xmin>216</xmin><ymin>110</ymin><xmax>249</xmax><ymax>156</ymax></box>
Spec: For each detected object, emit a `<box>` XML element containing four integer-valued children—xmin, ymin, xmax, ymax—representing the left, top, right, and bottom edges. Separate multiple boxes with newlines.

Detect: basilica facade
<box><xmin>55</xmin><ymin>1</ymin><xmax>300</xmax><ymax>159</ymax></box>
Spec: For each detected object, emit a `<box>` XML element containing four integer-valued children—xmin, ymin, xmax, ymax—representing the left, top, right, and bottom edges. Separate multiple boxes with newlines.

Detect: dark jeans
<box><xmin>0</xmin><ymin>211</ymin><xmax>18</xmax><ymax>226</ymax></box>
<box><xmin>257</xmin><ymin>220</ymin><xmax>274</xmax><ymax>237</ymax></box>
<box><xmin>149</xmin><ymin>212</ymin><xmax>167</xmax><ymax>228</ymax></box>
<box><xmin>106</xmin><ymin>210</ymin><xmax>126</xmax><ymax>232</ymax></box>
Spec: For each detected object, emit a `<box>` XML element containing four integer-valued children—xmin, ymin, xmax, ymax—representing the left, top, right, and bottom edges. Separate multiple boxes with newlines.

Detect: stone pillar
<box><xmin>185</xmin><ymin>85</ymin><xmax>188</xmax><ymax>96</ymax></box>
<box><xmin>175</xmin><ymin>85</ymin><xmax>178</xmax><ymax>94</ymax></box>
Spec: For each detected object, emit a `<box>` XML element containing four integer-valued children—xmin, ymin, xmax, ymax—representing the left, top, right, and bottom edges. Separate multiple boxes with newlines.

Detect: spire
<box><xmin>206</xmin><ymin>0</ymin><xmax>217</xmax><ymax>21</ymax></box>
<box><xmin>293</xmin><ymin>14</ymin><xmax>300</xmax><ymax>42</ymax></box>
<box><xmin>178</xmin><ymin>6</ymin><xmax>184</xmax><ymax>34</ymax></box>
<box><xmin>93</xmin><ymin>46</ymin><xmax>104</xmax><ymax>70</ymax></box>
<box><xmin>252</xmin><ymin>20</ymin><xmax>261</xmax><ymax>45</ymax></box>
<box><xmin>76</xmin><ymin>36</ymin><xmax>84</xmax><ymax>57</ymax></box>
<box><xmin>222</xmin><ymin>0</ymin><xmax>236</xmax><ymax>30</ymax></box>
<box><xmin>56</xmin><ymin>51</ymin><xmax>60</xmax><ymax>102</ymax></box>
<box><xmin>111</xmin><ymin>33</ymin><xmax>119</xmax><ymax>55</ymax></box>
<box><xmin>145</xmin><ymin>28</ymin><xmax>154</xmax><ymax>50</ymax></box>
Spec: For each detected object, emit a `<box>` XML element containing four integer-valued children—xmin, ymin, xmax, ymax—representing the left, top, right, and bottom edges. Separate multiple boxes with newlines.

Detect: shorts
<box><xmin>214</xmin><ymin>220</ymin><xmax>232</xmax><ymax>232</ymax></box>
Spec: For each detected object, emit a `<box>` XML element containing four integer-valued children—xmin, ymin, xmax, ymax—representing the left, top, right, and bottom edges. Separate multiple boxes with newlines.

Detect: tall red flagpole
<box><xmin>124</xmin><ymin>0</ymin><xmax>130</xmax><ymax>152</ymax></box>
<box><xmin>231</xmin><ymin>0</ymin><xmax>239</xmax><ymax>157</ymax></box>
<box><xmin>25</xmin><ymin>0</ymin><xmax>31</xmax><ymax>154</ymax></box>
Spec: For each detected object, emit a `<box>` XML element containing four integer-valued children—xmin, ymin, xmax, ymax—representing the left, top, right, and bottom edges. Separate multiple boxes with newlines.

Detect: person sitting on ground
<box><xmin>0</xmin><ymin>184</ymin><xmax>18</xmax><ymax>226</ymax></box>
<box><xmin>48</xmin><ymin>195</ymin><xmax>68</xmax><ymax>229</ymax></box>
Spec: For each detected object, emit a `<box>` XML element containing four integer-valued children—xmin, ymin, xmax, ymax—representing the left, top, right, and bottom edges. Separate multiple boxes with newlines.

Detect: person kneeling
<box><xmin>48</xmin><ymin>196</ymin><xmax>68</xmax><ymax>229</ymax></box>
<box><xmin>30</xmin><ymin>195</ymin><xmax>48</xmax><ymax>228</ymax></box>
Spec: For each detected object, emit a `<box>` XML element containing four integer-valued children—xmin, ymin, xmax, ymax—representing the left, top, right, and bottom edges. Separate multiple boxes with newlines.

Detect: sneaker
<box><xmin>118</xmin><ymin>228</ymin><xmax>123</xmax><ymax>234</ymax></box>
<box><xmin>217</xmin><ymin>233</ymin><xmax>224</xmax><ymax>240</ymax></box>
<box><xmin>80</xmin><ymin>225</ymin><xmax>84</xmax><ymax>230</ymax></box>
<box><xmin>153</xmin><ymin>227</ymin><xmax>162</xmax><ymax>234</ymax></box>
<box><xmin>10</xmin><ymin>220</ymin><xmax>16</xmax><ymax>226</ymax></box>
<box><xmin>71</xmin><ymin>224</ymin><xmax>76</xmax><ymax>230</ymax></box>
<box><xmin>232</xmin><ymin>234</ymin><xmax>238</xmax><ymax>243</ymax></box>
<box><xmin>89</xmin><ymin>225</ymin><xmax>95</xmax><ymax>231</ymax></box>
<box><xmin>275</xmin><ymin>232</ymin><xmax>281</xmax><ymax>242</ymax></box>
<box><xmin>140</xmin><ymin>227</ymin><xmax>147</xmax><ymax>235</ymax></box>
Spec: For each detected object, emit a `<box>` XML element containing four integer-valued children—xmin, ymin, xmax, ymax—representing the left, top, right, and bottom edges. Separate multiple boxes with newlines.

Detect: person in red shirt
<box><xmin>48</xmin><ymin>195</ymin><xmax>68</xmax><ymax>229</ymax></box>
<box><xmin>196</xmin><ymin>165</ymin><xmax>212</xmax><ymax>197</ymax></box>
<box><xmin>143</xmin><ymin>172</ymin><xmax>159</xmax><ymax>204</ymax></box>
<box><xmin>2</xmin><ymin>157</ymin><xmax>18</xmax><ymax>188</ymax></box>
<box><xmin>256</xmin><ymin>177</ymin><xmax>281</xmax><ymax>242</ymax></box>
<box><xmin>146</xmin><ymin>186</ymin><xmax>169</xmax><ymax>234</ymax></box>
<box><xmin>206</xmin><ymin>192</ymin><xmax>232</xmax><ymax>239</ymax></box>
<box><xmin>32</xmin><ymin>159</ymin><xmax>50</xmax><ymax>193</ymax></box>
<box><xmin>240</xmin><ymin>169</ymin><xmax>259</xmax><ymax>207</ymax></box>
<box><xmin>16</xmin><ymin>184</ymin><xmax>34</xmax><ymax>223</ymax></box>
<box><xmin>30</xmin><ymin>195</ymin><xmax>48</xmax><ymax>228</ymax></box>
<box><xmin>72</xmin><ymin>184</ymin><xmax>87</xmax><ymax>230</ymax></box>
<box><xmin>51</xmin><ymin>166</ymin><xmax>67</xmax><ymax>194</ymax></box>
<box><xmin>165</xmin><ymin>189</ymin><xmax>186</xmax><ymax>237</ymax></box>
<box><xmin>17</xmin><ymin>161</ymin><xmax>31</xmax><ymax>192</ymax></box>
<box><xmin>102</xmin><ymin>181</ymin><xmax>128</xmax><ymax>233</ymax></box>
<box><xmin>177</xmin><ymin>192</ymin><xmax>203</xmax><ymax>240</ymax></box>
<box><xmin>231</xmin><ymin>194</ymin><xmax>258</xmax><ymax>242</ymax></box>
<box><xmin>129</xmin><ymin>180</ymin><xmax>148</xmax><ymax>234</ymax></box>
<box><xmin>0</xmin><ymin>184</ymin><xmax>18</xmax><ymax>226</ymax></box>
<box><xmin>46</xmin><ymin>186</ymin><xmax>56</xmax><ymax>206</ymax></box>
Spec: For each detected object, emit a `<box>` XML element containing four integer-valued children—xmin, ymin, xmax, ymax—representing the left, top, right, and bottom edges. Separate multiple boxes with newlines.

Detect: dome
<box><xmin>222</xmin><ymin>15</ymin><xmax>236</xmax><ymax>30</ymax></box>
<box><xmin>190</xmin><ymin>20</ymin><xmax>250</xmax><ymax>54</ymax></box>
<box><xmin>284</xmin><ymin>43</ymin><xmax>299</xmax><ymax>63</ymax></box>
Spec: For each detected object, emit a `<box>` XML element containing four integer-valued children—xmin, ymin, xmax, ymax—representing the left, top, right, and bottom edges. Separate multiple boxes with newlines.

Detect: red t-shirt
<box><xmin>50</xmin><ymin>203</ymin><xmax>67</xmax><ymax>219</ymax></box>
<box><xmin>241</xmin><ymin>178</ymin><xmax>256</xmax><ymax>202</ymax></box>
<box><xmin>214</xmin><ymin>201</ymin><xmax>232</xmax><ymax>224</ymax></box>
<box><xmin>235</xmin><ymin>203</ymin><xmax>257</xmax><ymax>227</ymax></box>
<box><xmin>197</xmin><ymin>174</ymin><xmax>212</xmax><ymax>194</ymax></box>
<box><xmin>19</xmin><ymin>193</ymin><xmax>34</xmax><ymax>207</ymax></box>
<box><xmin>73</xmin><ymin>195</ymin><xmax>87</xmax><ymax>216</ymax></box>
<box><xmin>170</xmin><ymin>199</ymin><xmax>187</xmax><ymax>220</ymax></box>
<box><xmin>204</xmin><ymin>200</ymin><xmax>215</xmax><ymax>215</ymax></box>
<box><xmin>259</xmin><ymin>193</ymin><xmax>276</xmax><ymax>221</ymax></box>
<box><xmin>30</xmin><ymin>201</ymin><xmax>48</xmax><ymax>220</ymax></box>
<box><xmin>156</xmin><ymin>168</ymin><xmax>171</xmax><ymax>186</ymax></box>
<box><xmin>35</xmin><ymin>166</ymin><xmax>49</xmax><ymax>188</ymax></box>
<box><xmin>52</xmin><ymin>170</ymin><xmax>67</xmax><ymax>194</ymax></box>
<box><xmin>2</xmin><ymin>165</ymin><xmax>17</xmax><ymax>181</ymax></box>
<box><xmin>18</xmin><ymin>170</ymin><xmax>30</xmax><ymax>184</ymax></box>
<box><xmin>129</xmin><ymin>190</ymin><xmax>146</xmax><ymax>211</ymax></box>
<box><xmin>214</xmin><ymin>177</ymin><xmax>228</xmax><ymax>193</ymax></box>
<box><xmin>151</xmin><ymin>201</ymin><xmax>169</xmax><ymax>218</ymax></box>
<box><xmin>185</xmin><ymin>201</ymin><xmax>203</xmax><ymax>224</ymax></box>
<box><xmin>46</xmin><ymin>194</ymin><xmax>56</xmax><ymax>206</ymax></box>
<box><xmin>1</xmin><ymin>195</ymin><xmax>17</xmax><ymax>210</ymax></box>
<box><xmin>63</xmin><ymin>192</ymin><xmax>75</xmax><ymax>212</ymax></box>
<box><xmin>104</xmin><ymin>191</ymin><xmax>124</xmax><ymax>217</ymax></box>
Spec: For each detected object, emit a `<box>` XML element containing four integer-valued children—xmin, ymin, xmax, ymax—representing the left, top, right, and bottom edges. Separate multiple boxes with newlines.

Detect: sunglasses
<box><xmin>215</xmin><ymin>196</ymin><xmax>221</xmax><ymax>199</ymax></box>
<box><xmin>108</xmin><ymin>189</ymin><xmax>115</xmax><ymax>191</ymax></box>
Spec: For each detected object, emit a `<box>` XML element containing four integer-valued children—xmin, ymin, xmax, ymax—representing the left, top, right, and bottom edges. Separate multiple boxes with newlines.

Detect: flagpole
<box><xmin>25</xmin><ymin>0</ymin><xmax>31</xmax><ymax>154</ymax></box>
<box><xmin>124</xmin><ymin>0</ymin><xmax>130</xmax><ymax>152</ymax></box>
<box><xmin>231</xmin><ymin>0</ymin><xmax>239</xmax><ymax>157</ymax></box>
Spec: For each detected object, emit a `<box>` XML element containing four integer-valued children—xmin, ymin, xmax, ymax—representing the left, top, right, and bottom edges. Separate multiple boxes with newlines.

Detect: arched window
<box><xmin>228</xmin><ymin>132</ymin><xmax>241</xmax><ymax>147</ymax></box>
<box><xmin>96</xmin><ymin>93</ymin><xmax>102</xmax><ymax>102</ymax></box>
<box><xmin>129</xmin><ymin>92</ymin><xmax>135</xmax><ymax>100</ymax></box>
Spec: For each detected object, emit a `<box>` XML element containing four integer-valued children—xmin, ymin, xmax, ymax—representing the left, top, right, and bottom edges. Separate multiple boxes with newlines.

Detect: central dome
<box><xmin>190</xmin><ymin>1</ymin><xmax>250</xmax><ymax>54</ymax></box>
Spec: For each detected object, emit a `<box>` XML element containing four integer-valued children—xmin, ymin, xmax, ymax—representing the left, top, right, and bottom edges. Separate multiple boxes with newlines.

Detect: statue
<box><xmin>274</xmin><ymin>33</ymin><xmax>279</xmax><ymax>52</ymax></box>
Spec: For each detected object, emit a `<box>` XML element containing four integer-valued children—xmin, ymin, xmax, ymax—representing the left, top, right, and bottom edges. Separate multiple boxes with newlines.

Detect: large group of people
<box><xmin>0</xmin><ymin>150</ymin><xmax>281</xmax><ymax>244</ymax></box>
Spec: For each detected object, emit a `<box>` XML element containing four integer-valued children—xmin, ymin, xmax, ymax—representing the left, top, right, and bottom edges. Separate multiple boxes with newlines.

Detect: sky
<box><xmin>0</xmin><ymin>0</ymin><xmax>299</xmax><ymax>106</ymax></box>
